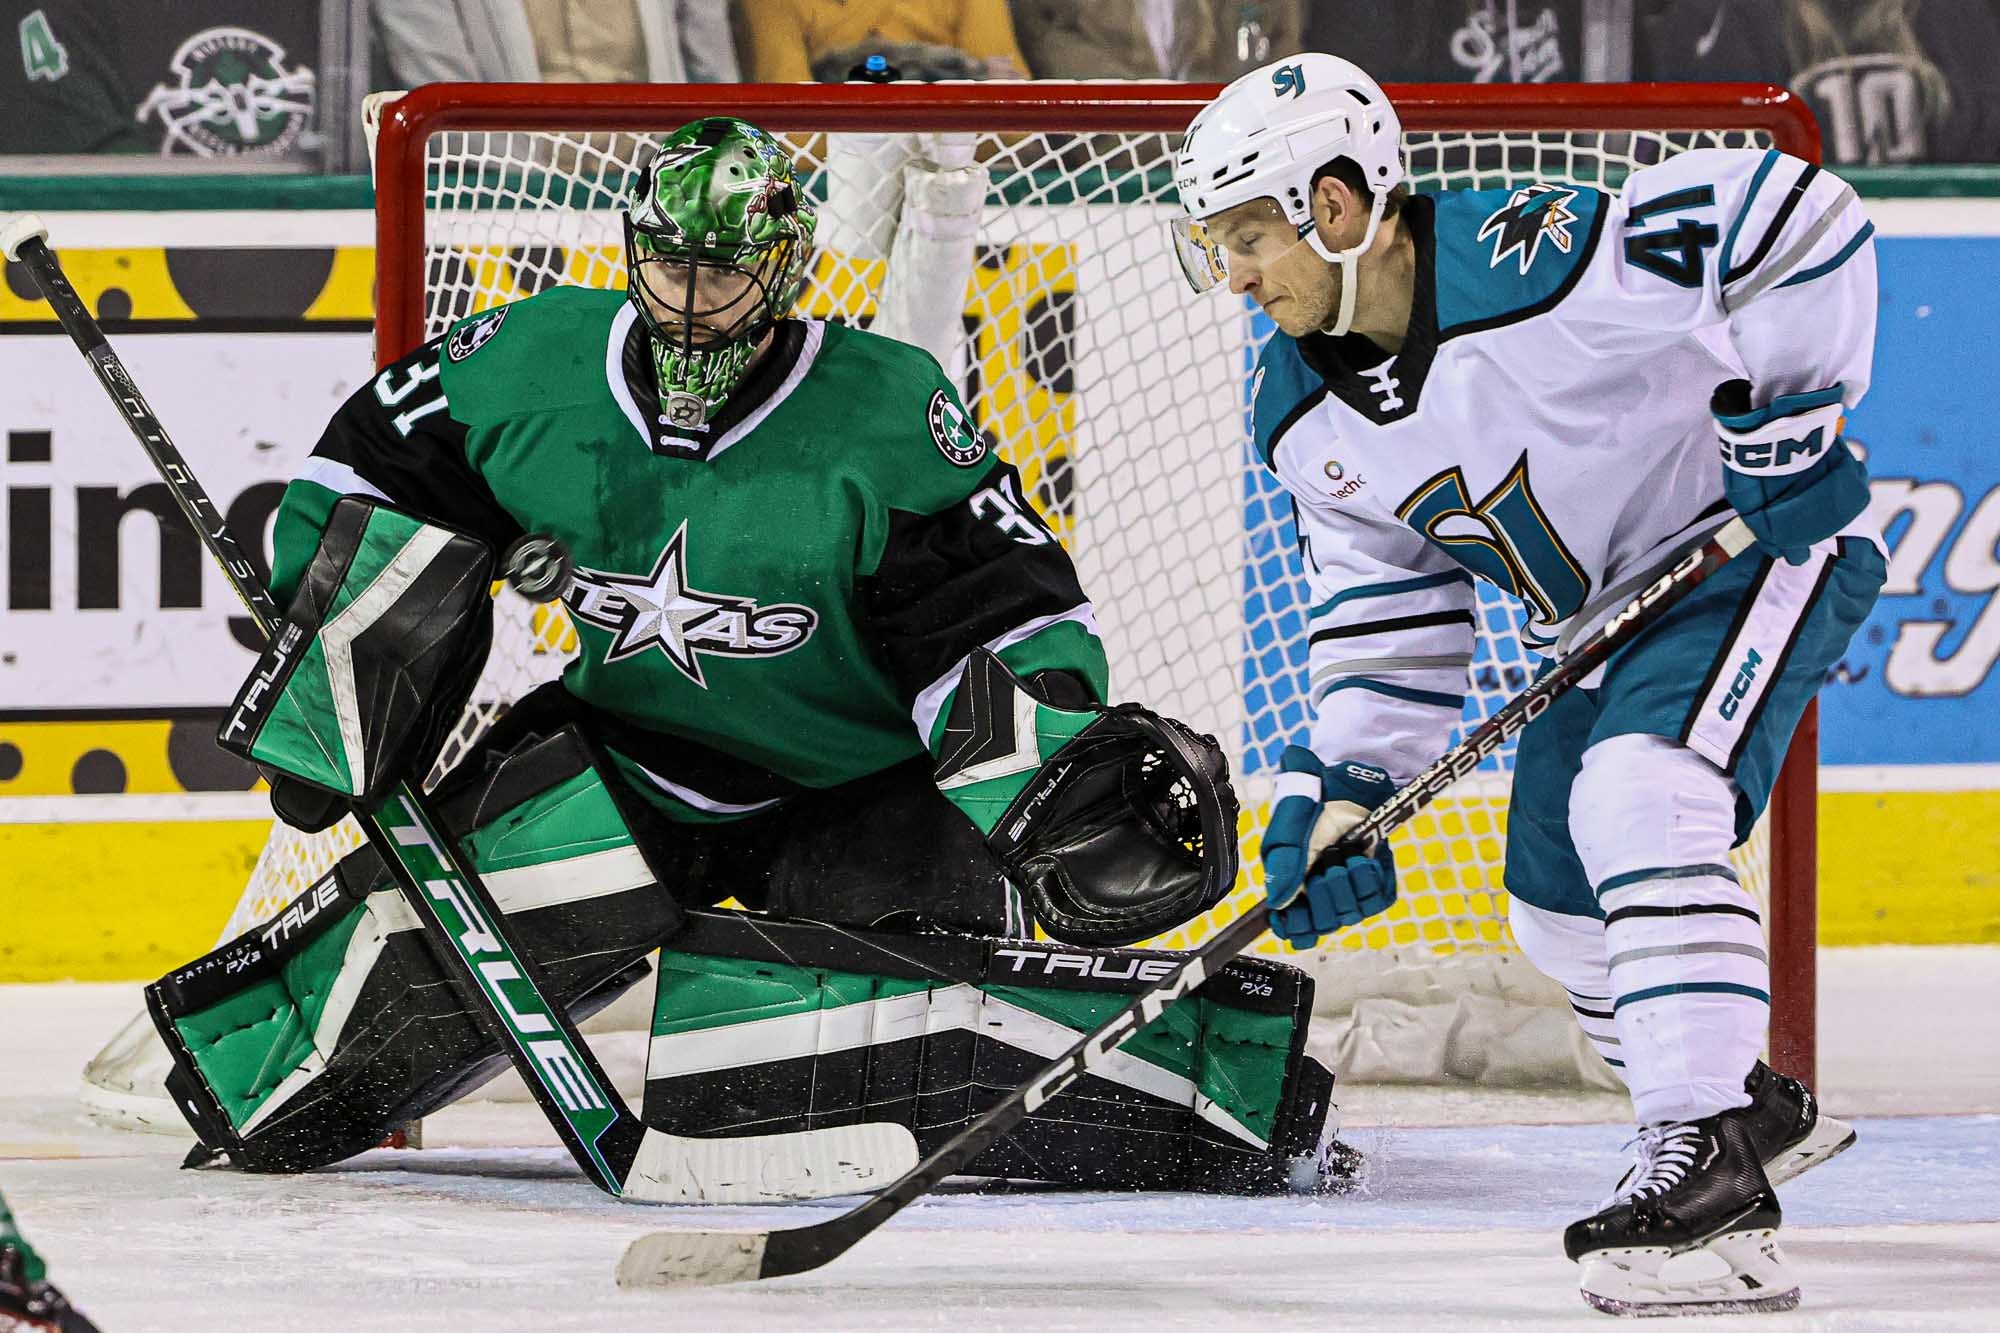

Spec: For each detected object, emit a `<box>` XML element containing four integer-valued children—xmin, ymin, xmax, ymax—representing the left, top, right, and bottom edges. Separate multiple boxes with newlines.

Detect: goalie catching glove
<box><xmin>932</xmin><ymin>649</ymin><xmax>1237</xmax><ymax>946</ymax></box>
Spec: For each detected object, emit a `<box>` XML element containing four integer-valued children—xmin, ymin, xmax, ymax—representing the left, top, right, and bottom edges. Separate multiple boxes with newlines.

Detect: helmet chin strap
<box><xmin>1305</xmin><ymin>192</ymin><xmax>1389</xmax><ymax>338</ymax></box>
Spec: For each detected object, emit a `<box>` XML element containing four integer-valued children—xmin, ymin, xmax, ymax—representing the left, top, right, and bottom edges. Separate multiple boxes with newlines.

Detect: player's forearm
<box><xmin>1308</xmin><ymin>683</ymin><xmax>1464</xmax><ymax>789</ymax></box>
<box><xmin>1298</xmin><ymin>546</ymin><xmax>1476</xmax><ymax>784</ymax></box>
<box><xmin>271</xmin><ymin>345</ymin><xmax>522</xmax><ymax>602</ymax></box>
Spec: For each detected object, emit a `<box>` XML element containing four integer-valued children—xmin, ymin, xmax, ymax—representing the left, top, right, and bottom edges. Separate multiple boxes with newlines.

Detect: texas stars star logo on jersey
<box><xmin>563</xmin><ymin>523</ymin><xmax>818</xmax><ymax>687</ymax></box>
<box><xmin>1476</xmin><ymin>183</ymin><xmax>1581</xmax><ymax>275</ymax></box>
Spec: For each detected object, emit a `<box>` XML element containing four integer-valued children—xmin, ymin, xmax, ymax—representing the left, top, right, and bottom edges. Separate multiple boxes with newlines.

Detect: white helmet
<box><xmin>1171</xmin><ymin>54</ymin><xmax>1404</xmax><ymax>336</ymax></box>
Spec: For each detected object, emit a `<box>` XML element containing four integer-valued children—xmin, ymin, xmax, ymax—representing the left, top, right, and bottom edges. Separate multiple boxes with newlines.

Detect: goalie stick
<box><xmin>1</xmin><ymin>213</ymin><xmax>917</xmax><ymax>1206</ymax></box>
<box><xmin>615</xmin><ymin>515</ymin><xmax>1760</xmax><ymax>1287</ymax></box>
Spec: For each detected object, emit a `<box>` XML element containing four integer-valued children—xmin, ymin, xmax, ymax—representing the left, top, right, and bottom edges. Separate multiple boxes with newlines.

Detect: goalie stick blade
<box><xmin>620</xmin><ymin>1122</ymin><xmax>920</xmax><ymax>1204</ymax></box>
<box><xmin>616</xmin><ymin>1230</ymin><xmax>770</xmax><ymax>1288</ymax></box>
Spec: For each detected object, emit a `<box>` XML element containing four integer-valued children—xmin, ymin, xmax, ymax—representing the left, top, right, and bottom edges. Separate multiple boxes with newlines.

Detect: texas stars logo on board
<box><xmin>1476</xmin><ymin>183</ymin><xmax>1581</xmax><ymax>275</ymax></box>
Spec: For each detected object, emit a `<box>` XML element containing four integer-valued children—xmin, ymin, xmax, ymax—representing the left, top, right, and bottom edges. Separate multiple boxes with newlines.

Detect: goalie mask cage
<box><xmin>84</xmin><ymin>81</ymin><xmax>1822</xmax><ymax>1130</ymax></box>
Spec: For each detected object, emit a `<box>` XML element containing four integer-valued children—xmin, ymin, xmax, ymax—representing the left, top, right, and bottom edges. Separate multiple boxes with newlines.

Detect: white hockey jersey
<box><xmin>1253</xmin><ymin>147</ymin><xmax>1879</xmax><ymax>782</ymax></box>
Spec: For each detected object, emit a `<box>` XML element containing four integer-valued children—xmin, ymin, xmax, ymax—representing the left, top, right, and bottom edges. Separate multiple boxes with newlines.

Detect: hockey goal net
<box><xmin>85</xmin><ymin>81</ymin><xmax>1822</xmax><ymax>1127</ymax></box>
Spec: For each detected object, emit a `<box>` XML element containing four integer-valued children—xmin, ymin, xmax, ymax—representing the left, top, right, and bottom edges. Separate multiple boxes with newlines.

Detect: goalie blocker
<box><xmin>215</xmin><ymin>495</ymin><xmax>497</xmax><ymax>834</ymax></box>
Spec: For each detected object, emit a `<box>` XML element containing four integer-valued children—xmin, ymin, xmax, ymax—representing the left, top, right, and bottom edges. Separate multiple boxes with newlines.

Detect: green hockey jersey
<box><xmin>272</xmin><ymin>287</ymin><xmax>1108</xmax><ymax>820</ymax></box>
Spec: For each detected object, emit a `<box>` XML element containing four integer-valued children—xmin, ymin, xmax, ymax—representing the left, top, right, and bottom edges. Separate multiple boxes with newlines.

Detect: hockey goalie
<box><xmin>139</xmin><ymin>116</ymin><xmax>1347</xmax><ymax>1199</ymax></box>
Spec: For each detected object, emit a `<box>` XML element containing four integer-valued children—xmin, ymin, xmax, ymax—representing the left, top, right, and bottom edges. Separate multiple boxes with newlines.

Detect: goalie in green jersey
<box><xmin>146</xmin><ymin>118</ymin><xmax>1348</xmax><ymax>1195</ymax></box>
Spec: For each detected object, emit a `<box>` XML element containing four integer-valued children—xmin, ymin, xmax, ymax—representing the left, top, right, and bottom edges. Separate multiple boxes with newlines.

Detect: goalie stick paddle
<box><xmin>1</xmin><ymin>214</ymin><xmax>917</xmax><ymax>1206</ymax></box>
<box><xmin>615</xmin><ymin>516</ymin><xmax>1760</xmax><ymax>1287</ymax></box>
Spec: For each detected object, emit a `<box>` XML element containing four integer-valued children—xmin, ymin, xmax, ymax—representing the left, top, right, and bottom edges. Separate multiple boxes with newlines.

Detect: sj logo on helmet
<box><xmin>1271</xmin><ymin>63</ymin><xmax>1306</xmax><ymax>98</ymax></box>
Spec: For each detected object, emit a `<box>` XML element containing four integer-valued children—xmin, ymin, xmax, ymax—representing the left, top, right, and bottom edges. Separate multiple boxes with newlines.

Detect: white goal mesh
<box><xmin>92</xmin><ymin>88</ymin><xmax>1807</xmax><ymax>1119</ymax></box>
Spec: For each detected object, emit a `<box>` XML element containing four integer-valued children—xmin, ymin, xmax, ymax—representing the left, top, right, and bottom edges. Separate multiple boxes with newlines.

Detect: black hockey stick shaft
<box><xmin>5</xmin><ymin>219</ymin><xmax>650</xmax><ymax>1198</ymax></box>
<box><xmin>631</xmin><ymin>515</ymin><xmax>1757</xmax><ymax>1285</ymax></box>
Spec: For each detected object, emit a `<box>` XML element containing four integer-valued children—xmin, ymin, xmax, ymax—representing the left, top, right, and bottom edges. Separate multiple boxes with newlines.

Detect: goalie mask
<box><xmin>1170</xmin><ymin>53</ymin><xmax>1405</xmax><ymax>337</ymax></box>
<box><xmin>625</xmin><ymin>117</ymin><xmax>817</xmax><ymax>428</ymax></box>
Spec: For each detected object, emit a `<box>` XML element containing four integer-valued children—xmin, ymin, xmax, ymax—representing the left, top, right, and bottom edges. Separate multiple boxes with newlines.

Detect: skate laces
<box><xmin>1612</xmin><ymin>1123</ymin><xmax>1704</xmax><ymax>1203</ymax></box>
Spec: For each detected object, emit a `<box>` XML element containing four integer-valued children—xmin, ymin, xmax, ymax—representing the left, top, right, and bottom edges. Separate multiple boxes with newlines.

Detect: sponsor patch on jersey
<box><xmin>927</xmin><ymin>388</ymin><xmax>987</xmax><ymax>467</ymax></box>
<box><xmin>1475</xmin><ymin>183</ymin><xmax>1581</xmax><ymax>275</ymax></box>
<box><xmin>563</xmin><ymin>522</ymin><xmax>817</xmax><ymax>688</ymax></box>
<box><xmin>1321</xmin><ymin>459</ymin><xmax>1367</xmax><ymax>501</ymax></box>
<box><xmin>446</xmin><ymin>306</ymin><xmax>508</xmax><ymax>362</ymax></box>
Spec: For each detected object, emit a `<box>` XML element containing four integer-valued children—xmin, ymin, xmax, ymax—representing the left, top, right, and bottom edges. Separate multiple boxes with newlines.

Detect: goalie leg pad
<box><xmin>149</xmin><ymin>724</ymin><xmax>680</xmax><ymax>1172</ymax></box>
<box><xmin>642</xmin><ymin>913</ymin><xmax>1342</xmax><ymax>1193</ymax></box>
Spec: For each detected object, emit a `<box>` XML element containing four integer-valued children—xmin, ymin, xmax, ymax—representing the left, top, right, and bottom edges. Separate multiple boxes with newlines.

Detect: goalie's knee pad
<box><xmin>642</xmin><ymin>913</ymin><xmax>1345</xmax><ymax>1193</ymax></box>
<box><xmin>149</xmin><ymin>724</ymin><xmax>681</xmax><ymax>1173</ymax></box>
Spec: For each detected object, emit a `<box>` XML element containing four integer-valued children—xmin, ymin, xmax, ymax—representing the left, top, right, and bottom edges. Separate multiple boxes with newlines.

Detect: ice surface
<box><xmin>5</xmin><ymin>952</ymin><xmax>1999</xmax><ymax>1331</ymax></box>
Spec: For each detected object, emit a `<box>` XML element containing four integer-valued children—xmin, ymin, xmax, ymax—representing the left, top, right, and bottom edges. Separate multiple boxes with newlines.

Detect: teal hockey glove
<box><xmin>1713</xmin><ymin>379</ymin><xmax>1871</xmax><ymax>566</ymax></box>
<box><xmin>1262</xmin><ymin>745</ymin><xmax>1397</xmax><ymax>948</ymax></box>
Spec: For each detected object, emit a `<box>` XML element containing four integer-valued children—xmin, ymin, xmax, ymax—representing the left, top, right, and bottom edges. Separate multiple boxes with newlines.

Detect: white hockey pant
<box><xmin>1510</xmin><ymin>733</ymin><xmax>1766</xmax><ymax>1125</ymax></box>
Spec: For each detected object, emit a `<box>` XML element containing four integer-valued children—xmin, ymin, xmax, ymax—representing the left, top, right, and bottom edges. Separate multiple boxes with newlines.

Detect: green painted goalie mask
<box><xmin>624</xmin><ymin>117</ymin><xmax>817</xmax><ymax>428</ymax></box>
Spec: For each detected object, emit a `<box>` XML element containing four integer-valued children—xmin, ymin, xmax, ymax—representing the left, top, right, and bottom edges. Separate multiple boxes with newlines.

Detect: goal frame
<box><xmin>370</xmin><ymin>80</ymin><xmax>1823</xmax><ymax>1086</ymax></box>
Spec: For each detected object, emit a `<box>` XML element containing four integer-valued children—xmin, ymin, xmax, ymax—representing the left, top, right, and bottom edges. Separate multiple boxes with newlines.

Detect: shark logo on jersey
<box><xmin>563</xmin><ymin>523</ymin><xmax>817</xmax><ymax>687</ymax></box>
<box><xmin>1476</xmin><ymin>183</ymin><xmax>1581</xmax><ymax>275</ymax></box>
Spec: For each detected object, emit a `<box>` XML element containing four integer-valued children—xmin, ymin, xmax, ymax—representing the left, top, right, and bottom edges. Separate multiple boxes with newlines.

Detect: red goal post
<box><xmin>368</xmin><ymin>80</ymin><xmax>1823</xmax><ymax>1087</ymax></box>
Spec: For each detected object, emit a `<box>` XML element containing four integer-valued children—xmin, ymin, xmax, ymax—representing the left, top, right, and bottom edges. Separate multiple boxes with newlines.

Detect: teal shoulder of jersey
<box><xmin>804</xmin><ymin>320</ymin><xmax>998</xmax><ymax>515</ymax></box>
<box><xmin>435</xmin><ymin>286</ymin><xmax>626</xmax><ymax>422</ymax></box>
<box><xmin>1250</xmin><ymin>332</ymin><xmax>1324</xmax><ymax>470</ymax></box>
<box><xmin>1430</xmin><ymin>184</ymin><xmax>1607</xmax><ymax>339</ymax></box>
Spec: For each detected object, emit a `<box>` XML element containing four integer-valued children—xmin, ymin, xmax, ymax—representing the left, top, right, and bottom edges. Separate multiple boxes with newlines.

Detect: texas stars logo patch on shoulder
<box><xmin>1476</xmin><ymin>183</ymin><xmax>1581</xmax><ymax>275</ymax></box>
<box><xmin>928</xmin><ymin>388</ymin><xmax>988</xmax><ymax>467</ymax></box>
<box><xmin>446</xmin><ymin>306</ymin><xmax>507</xmax><ymax>362</ymax></box>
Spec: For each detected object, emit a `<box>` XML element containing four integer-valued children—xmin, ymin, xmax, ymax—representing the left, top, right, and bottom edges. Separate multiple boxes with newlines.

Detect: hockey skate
<box><xmin>1565</xmin><ymin>1110</ymin><xmax>1798</xmax><ymax>1317</ymax></box>
<box><xmin>1740</xmin><ymin>1061</ymin><xmax>1855</xmax><ymax>1187</ymax></box>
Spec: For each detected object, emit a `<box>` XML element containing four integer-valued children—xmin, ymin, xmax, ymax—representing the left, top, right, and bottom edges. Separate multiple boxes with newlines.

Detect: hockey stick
<box><xmin>616</xmin><ymin>516</ymin><xmax>1759</xmax><ymax>1285</ymax></box>
<box><xmin>1</xmin><ymin>214</ymin><xmax>916</xmax><ymax>1205</ymax></box>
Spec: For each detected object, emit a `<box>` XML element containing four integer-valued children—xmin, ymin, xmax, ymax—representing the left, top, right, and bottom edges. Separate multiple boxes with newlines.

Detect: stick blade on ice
<box><xmin>616</xmin><ymin>1230</ymin><xmax>771</xmax><ymax>1288</ymax></box>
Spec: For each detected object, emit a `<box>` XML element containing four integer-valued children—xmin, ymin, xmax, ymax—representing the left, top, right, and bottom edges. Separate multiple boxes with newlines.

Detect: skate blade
<box><xmin>1764</xmin><ymin>1114</ymin><xmax>1856</xmax><ymax>1188</ymax></box>
<box><xmin>1579</xmin><ymin>1228</ymin><xmax>1799</xmax><ymax>1318</ymax></box>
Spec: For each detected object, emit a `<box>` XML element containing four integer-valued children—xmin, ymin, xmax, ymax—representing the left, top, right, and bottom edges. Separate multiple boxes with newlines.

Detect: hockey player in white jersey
<box><xmin>1173</xmin><ymin>56</ymin><xmax>1884</xmax><ymax>1315</ymax></box>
